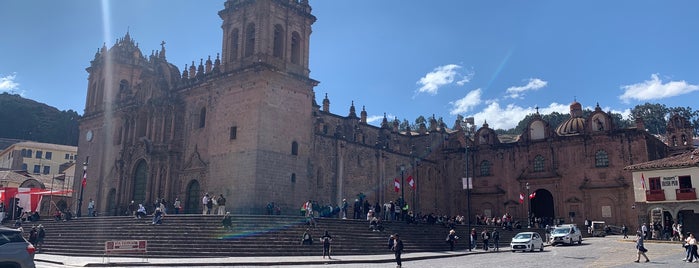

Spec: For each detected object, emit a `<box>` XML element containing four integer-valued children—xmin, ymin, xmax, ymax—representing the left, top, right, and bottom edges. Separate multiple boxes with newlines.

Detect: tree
<box><xmin>630</xmin><ymin>103</ymin><xmax>668</xmax><ymax>134</ymax></box>
<box><xmin>668</xmin><ymin>106</ymin><xmax>699</xmax><ymax>135</ymax></box>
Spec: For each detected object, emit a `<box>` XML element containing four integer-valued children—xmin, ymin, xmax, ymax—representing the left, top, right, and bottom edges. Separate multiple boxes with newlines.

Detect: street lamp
<box><xmin>400</xmin><ymin>164</ymin><xmax>405</xmax><ymax>221</ymax></box>
<box><xmin>77</xmin><ymin>162</ymin><xmax>87</xmax><ymax>218</ymax></box>
<box><xmin>526</xmin><ymin>182</ymin><xmax>531</xmax><ymax>228</ymax></box>
<box><xmin>460</xmin><ymin>116</ymin><xmax>474</xmax><ymax>251</ymax></box>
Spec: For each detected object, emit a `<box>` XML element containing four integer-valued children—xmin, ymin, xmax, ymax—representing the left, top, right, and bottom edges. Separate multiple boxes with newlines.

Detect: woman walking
<box><xmin>634</xmin><ymin>231</ymin><xmax>650</xmax><ymax>263</ymax></box>
<box><xmin>321</xmin><ymin>230</ymin><xmax>332</xmax><ymax>259</ymax></box>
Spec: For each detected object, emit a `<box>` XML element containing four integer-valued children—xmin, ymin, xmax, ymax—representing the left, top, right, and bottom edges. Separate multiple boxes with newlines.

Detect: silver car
<box><xmin>0</xmin><ymin>226</ymin><xmax>36</xmax><ymax>268</ymax></box>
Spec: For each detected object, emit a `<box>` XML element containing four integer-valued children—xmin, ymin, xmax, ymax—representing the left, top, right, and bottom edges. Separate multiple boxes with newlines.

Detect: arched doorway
<box><xmin>133</xmin><ymin>160</ymin><xmax>148</xmax><ymax>205</ymax></box>
<box><xmin>106</xmin><ymin>188</ymin><xmax>117</xmax><ymax>216</ymax></box>
<box><xmin>185</xmin><ymin>180</ymin><xmax>200</xmax><ymax>214</ymax></box>
<box><xmin>531</xmin><ymin>189</ymin><xmax>555</xmax><ymax>226</ymax></box>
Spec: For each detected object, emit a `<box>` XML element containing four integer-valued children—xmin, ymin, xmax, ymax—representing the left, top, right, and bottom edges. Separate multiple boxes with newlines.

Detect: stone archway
<box><xmin>132</xmin><ymin>160</ymin><xmax>148</xmax><ymax>205</ymax></box>
<box><xmin>106</xmin><ymin>188</ymin><xmax>117</xmax><ymax>216</ymax></box>
<box><xmin>531</xmin><ymin>189</ymin><xmax>555</xmax><ymax>225</ymax></box>
<box><xmin>185</xmin><ymin>180</ymin><xmax>200</xmax><ymax>214</ymax></box>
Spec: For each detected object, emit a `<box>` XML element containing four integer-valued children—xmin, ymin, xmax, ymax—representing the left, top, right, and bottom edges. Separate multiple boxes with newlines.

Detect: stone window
<box><xmin>291</xmin><ymin>141</ymin><xmax>298</xmax><ymax>155</ymax></box>
<box><xmin>27</xmin><ymin>149</ymin><xmax>32</xmax><ymax>158</ymax></box>
<box><xmin>43</xmin><ymin>166</ymin><xmax>50</xmax><ymax>175</ymax></box>
<box><xmin>291</xmin><ymin>173</ymin><xmax>296</xmax><ymax>183</ymax></box>
<box><xmin>230</xmin><ymin>126</ymin><xmax>237</xmax><ymax>140</ymax></box>
<box><xmin>273</xmin><ymin>24</ymin><xmax>284</xmax><ymax>58</ymax></box>
<box><xmin>480</xmin><ymin>160</ymin><xmax>491</xmax><ymax>176</ymax></box>
<box><xmin>199</xmin><ymin>107</ymin><xmax>206</xmax><ymax>129</ymax></box>
<box><xmin>65</xmin><ymin>153</ymin><xmax>70</xmax><ymax>159</ymax></box>
<box><xmin>21</xmin><ymin>163</ymin><xmax>27</xmax><ymax>171</ymax></box>
<box><xmin>595</xmin><ymin>150</ymin><xmax>609</xmax><ymax>167</ymax></box>
<box><xmin>33</xmin><ymin>165</ymin><xmax>40</xmax><ymax>174</ymax></box>
<box><xmin>230</xmin><ymin>28</ymin><xmax>239</xmax><ymax>61</ymax></box>
<box><xmin>291</xmin><ymin>32</ymin><xmax>300</xmax><ymax>64</ymax></box>
<box><xmin>533</xmin><ymin>155</ymin><xmax>545</xmax><ymax>172</ymax></box>
<box><xmin>37</xmin><ymin>150</ymin><xmax>44</xmax><ymax>159</ymax></box>
<box><xmin>245</xmin><ymin>23</ymin><xmax>255</xmax><ymax>57</ymax></box>
<box><xmin>45</xmin><ymin>152</ymin><xmax>52</xmax><ymax>160</ymax></box>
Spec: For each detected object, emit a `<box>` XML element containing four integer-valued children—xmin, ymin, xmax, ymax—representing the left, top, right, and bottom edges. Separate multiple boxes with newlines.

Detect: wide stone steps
<box><xmin>8</xmin><ymin>214</ymin><xmax>543</xmax><ymax>257</ymax></box>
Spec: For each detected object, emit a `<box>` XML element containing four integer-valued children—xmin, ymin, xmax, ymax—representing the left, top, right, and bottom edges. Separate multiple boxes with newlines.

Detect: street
<box><xmin>36</xmin><ymin>236</ymin><xmax>692</xmax><ymax>268</ymax></box>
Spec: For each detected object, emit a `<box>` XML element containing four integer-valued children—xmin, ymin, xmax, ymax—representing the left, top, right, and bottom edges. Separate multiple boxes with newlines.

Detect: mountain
<box><xmin>0</xmin><ymin>92</ymin><xmax>80</xmax><ymax>146</ymax></box>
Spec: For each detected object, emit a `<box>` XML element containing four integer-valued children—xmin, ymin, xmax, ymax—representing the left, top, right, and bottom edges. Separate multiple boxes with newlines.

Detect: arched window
<box><xmin>119</xmin><ymin>79</ymin><xmax>129</xmax><ymax>92</ymax></box>
<box><xmin>230</xmin><ymin>28</ymin><xmax>239</xmax><ymax>61</ymax></box>
<box><xmin>133</xmin><ymin>160</ymin><xmax>148</xmax><ymax>205</ymax></box>
<box><xmin>595</xmin><ymin>150</ymin><xmax>609</xmax><ymax>167</ymax></box>
<box><xmin>480</xmin><ymin>160</ymin><xmax>491</xmax><ymax>176</ymax></box>
<box><xmin>244</xmin><ymin>23</ymin><xmax>255</xmax><ymax>57</ymax></box>
<box><xmin>533</xmin><ymin>155</ymin><xmax>545</xmax><ymax>172</ymax></box>
<box><xmin>273</xmin><ymin>24</ymin><xmax>284</xmax><ymax>58</ymax></box>
<box><xmin>291</xmin><ymin>32</ymin><xmax>300</xmax><ymax>64</ymax></box>
<box><xmin>291</xmin><ymin>141</ymin><xmax>299</xmax><ymax>155</ymax></box>
<box><xmin>21</xmin><ymin>149</ymin><xmax>27</xmax><ymax>157</ymax></box>
<box><xmin>199</xmin><ymin>107</ymin><xmax>206</xmax><ymax>128</ymax></box>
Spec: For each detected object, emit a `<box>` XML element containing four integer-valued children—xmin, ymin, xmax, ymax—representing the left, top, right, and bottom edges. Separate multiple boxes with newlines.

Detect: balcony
<box><xmin>645</xmin><ymin>189</ymin><xmax>666</xmax><ymax>201</ymax></box>
<box><xmin>676</xmin><ymin>188</ymin><xmax>697</xmax><ymax>201</ymax></box>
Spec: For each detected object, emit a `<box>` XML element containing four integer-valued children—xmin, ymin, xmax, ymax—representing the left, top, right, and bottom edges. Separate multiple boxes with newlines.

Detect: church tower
<box><xmin>177</xmin><ymin>0</ymin><xmax>319</xmax><ymax>213</ymax></box>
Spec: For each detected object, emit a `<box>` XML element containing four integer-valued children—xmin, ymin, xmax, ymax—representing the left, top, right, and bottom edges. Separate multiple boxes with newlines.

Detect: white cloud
<box><xmin>0</xmin><ymin>74</ymin><xmax>19</xmax><ymax>92</ymax></box>
<box><xmin>416</xmin><ymin>64</ymin><xmax>473</xmax><ymax>95</ymax></box>
<box><xmin>619</xmin><ymin>73</ymin><xmax>699</xmax><ymax>103</ymax></box>
<box><xmin>449</xmin><ymin>89</ymin><xmax>483</xmax><ymax>115</ymax></box>
<box><xmin>467</xmin><ymin>102</ymin><xmax>569</xmax><ymax>130</ymax></box>
<box><xmin>505</xmin><ymin>78</ymin><xmax>548</xmax><ymax>99</ymax></box>
<box><xmin>366</xmin><ymin>114</ymin><xmax>396</xmax><ymax>124</ymax></box>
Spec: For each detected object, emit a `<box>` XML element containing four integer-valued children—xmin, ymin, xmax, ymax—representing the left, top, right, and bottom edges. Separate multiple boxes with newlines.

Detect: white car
<box><xmin>550</xmin><ymin>224</ymin><xmax>582</xmax><ymax>246</ymax></box>
<box><xmin>510</xmin><ymin>231</ymin><xmax>544</xmax><ymax>252</ymax></box>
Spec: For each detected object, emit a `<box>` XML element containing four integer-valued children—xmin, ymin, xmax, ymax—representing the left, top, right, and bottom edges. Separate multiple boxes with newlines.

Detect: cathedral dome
<box><xmin>556</xmin><ymin>100</ymin><xmax>586</xmax><ymax>136</ymax></box>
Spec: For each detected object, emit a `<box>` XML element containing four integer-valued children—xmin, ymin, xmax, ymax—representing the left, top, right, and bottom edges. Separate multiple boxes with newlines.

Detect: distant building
<box><xmin>0</xmin><ymin>141</ymin><xmax>78</xmax><ymax>176</ymax></box>
<box><xmin>76</xmin><ymin>0</ymin><xmax>687</xmax><ymax>231</ymax></box>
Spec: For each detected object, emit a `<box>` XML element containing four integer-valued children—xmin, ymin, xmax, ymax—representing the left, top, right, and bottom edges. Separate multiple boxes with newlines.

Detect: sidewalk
<box><xmin>35</xmin><ymin>249</ymin><xmax>497</xmax><ymax>267</ymax></box>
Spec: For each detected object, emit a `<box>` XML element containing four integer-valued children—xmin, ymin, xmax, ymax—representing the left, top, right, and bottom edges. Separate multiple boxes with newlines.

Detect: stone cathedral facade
<box><xmin>75</xmin><ymin>0</ymin><xmax>686</xmax><ymax>229</ymax></box>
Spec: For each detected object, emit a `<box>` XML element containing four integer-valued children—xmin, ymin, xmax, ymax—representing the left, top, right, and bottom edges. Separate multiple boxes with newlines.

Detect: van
<box><xmin>550</xmin><ymin>224</ymin><xmax>582</xmax><ymax>246</ymax></box>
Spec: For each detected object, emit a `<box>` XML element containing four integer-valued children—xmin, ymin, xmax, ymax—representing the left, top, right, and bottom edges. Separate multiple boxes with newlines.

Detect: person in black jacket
<box><xmin>392</xmin><ymin>233</ymin><xmax>404</xmax><ymax>268</ymax></box>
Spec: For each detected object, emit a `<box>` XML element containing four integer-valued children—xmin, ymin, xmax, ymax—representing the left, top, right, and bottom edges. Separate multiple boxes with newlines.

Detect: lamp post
<box><xmin>400</xmin><ymin>164</ymin><xmax>405</xmax><ymax>220</ymax></box>
<box><xmin>77</xmin><ymin>162</ymin><xmax>87</xmax><ymax>218</ymax></box>
<box><xmin>526</xmin><ymin>182</ymin><xmax>531</xmax><ymax>228</ymax></box>
<box><xmin>460</xmin><ymin>116</ymin><xmax>474</xmax><ymax>251</ymax></box>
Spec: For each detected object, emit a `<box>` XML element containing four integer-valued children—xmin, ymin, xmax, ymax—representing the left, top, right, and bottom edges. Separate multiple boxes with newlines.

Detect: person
<box><xmin>37</xmin><ymin>224</ymin><xmax>46</xmax><ymax>252</ymax></box>
<box><xmin>222</xmin><ymin>212</ymin><xmax>233</xmax><ymax>230</ymax></box>
<box><xmin>370</xmin><ymin>216</ymin><xmax>383</xmax><ymax>232</ymax></box>
<box><xmin>128</xmin><ymin>200</ymin><xmax>136</xmax><ymax>218</ymax></box>
<box><xmin>392</xmin><ymin>233</ymin><xmax>404</xmax><ymax>268</ymax></box>
<box><xmin>152</xmin><ymin>207</ymin><xmax>164</xmax><ymax>225</ymax></box>
<box><xmin>136</xmin><ymin>204</ymin><xmax>147</xmax><ymax>219</ymax></box>
<box><xmin>321</xmin><ymin>230</ymin><xmax>332</xmax><ymax>259</ymax></box>
<box><xmin>202</xmin><ymin>193</ymin><xmax>211</xmax><ymax>215</ymax></box>
<box><xmin>28</xmin><ymin>225</ymin><xmax>38</xmax><ymax>246</ymax></box>
<box><xmin>545</xmin><ymin>224</ymin><xmax>551</xmax><ymax>244</ymax></box>
<box><xmin>217</xmin><ymin>194</ymin><xmax>227</xmax><ymax>215</ymax></box>
<box><xmin>641</xmin><ymin>223</ymin><xmax>648</xmax><ymax>239</ymax></box>
<box><xmin>622</xmin><ymin>224</ymin><xmax>629</xmax><ymax>239</ymax></box>
<box><xmin>301</xmin><ymin>228</ymin><xmax>313</xmax><ymax>245</ymax></box>
<box><xmin>173</xmin><ymin>198</ymin><xmax>181</xmax><ymax>214</ymax></box>
<box><xmin>685</xmin><ymin>232</ymin><xmax>699</xmax><ymax>262</ymax></box>
<box><xmin>0</xmin><ymin>201</ymin><xmax>5</xmax><ymax>224</ymax></box>
<box><xmin>341</xmin><ymin>199</ymin><xmax>349</xmax><ymax>219</ymax></box>
<box><xmin>88</xmin><ymin>198</ymin><xmax>95</xmax><ymax>217</ymax></box>
<box><xmin>481</xmin><ymin>228</ymin><xmax>490</xmax><ymax>251</ymax></box>
<box><xmin>470</xmin><ymin>228</ymin><xmax>477</xmax><ymax>250</ymax></box>
<box><xmin>634</xmin><ymin>231</ymin><xmax>650</xmax><ymax>263</ymax></box>
<box><xmin>446</xmin><ymin>229</ymin><xmax>459</xmax><ymax>250</ymax></box>
<box><xmin>491</xmin><ymin>228</ymin><xmax>500</xmax><ymax>251</ymax></box>
<box><xmin>53</xmin><ymin>210</ymin><xmax>62</xmax><ymax>221</ymax></box>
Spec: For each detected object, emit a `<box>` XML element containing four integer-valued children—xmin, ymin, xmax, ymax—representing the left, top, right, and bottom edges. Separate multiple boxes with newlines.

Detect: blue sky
<box><xmin>1</xmin><ymin>1</ymin><xmax>698</xmax><ymax>130</ymax></box>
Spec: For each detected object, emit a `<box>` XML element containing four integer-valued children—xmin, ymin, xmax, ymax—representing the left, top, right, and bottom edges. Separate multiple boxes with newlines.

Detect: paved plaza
<box><xmin>35</xmin><ymin>236</ymin><xmax>693</xmax><ymax>268</ymax></box>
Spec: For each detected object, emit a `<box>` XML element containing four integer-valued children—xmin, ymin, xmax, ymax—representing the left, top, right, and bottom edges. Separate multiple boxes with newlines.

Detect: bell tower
<box><xmin>219</xmin><ymin>0</ymin><xmax>315</xmax><ymax>76</ymax></box>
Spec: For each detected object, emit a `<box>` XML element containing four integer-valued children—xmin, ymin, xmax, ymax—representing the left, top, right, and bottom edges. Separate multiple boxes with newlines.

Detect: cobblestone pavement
<box><xmin>35</xmin><ymin>236</ymin><xmax>692</xmax><ymax>268</ymax></box>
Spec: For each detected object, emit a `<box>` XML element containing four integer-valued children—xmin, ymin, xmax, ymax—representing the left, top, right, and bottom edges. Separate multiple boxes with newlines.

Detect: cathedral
<box><xmin>76</xmin><ymin>0</ymin><xmax>687</xmax><ymax>229</ymax></box>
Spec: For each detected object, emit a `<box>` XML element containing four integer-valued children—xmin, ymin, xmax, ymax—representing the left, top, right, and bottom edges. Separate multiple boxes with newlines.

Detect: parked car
<box><xmin>550</xmin><ymin>224</ymin><xmax>582</xmax><ymax>246</ymax></box>
<box><xmin>0</xmin><ymin>226</ymin><xmax>36</xmax><ymax>268</ymax></box>
<box><xmin>510</xmin><ymin>231</ymin><xmax>544</xmax><ymax>252</ymax></box>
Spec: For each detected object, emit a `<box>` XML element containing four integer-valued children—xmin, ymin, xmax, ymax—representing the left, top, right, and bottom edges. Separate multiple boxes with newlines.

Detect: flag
<box><xmin>519</xmin><ymin>193</ymin><xmax>524</xmax><ymax>204</ymax></box>
<box><xmin>407</xmin><ymin>176</ymin><xmax>415</xmax><ymax>190</ymax></box>
<box><xmin>640</xmin><ymin>173</ymin><xmax>646</xmax><ymax>190</ymax></box>
<box><xmin>529</xmin><ymin>191</ymin><xmax>536</xmax><ymax>199</ymax></box>
<box><xmin>81</xmin><ymin>170</ymin><xmax>87</xmax><ymax>187</ymax></box>
<box><xmin>394</xmin><ymin>178</ymin><xmax>400</xmax><ymax>192</ymax></box>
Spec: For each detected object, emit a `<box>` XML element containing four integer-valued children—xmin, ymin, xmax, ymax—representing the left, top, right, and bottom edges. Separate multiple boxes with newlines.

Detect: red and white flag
<box><xmin>519</xmin><ymin>193</ymin><xmax>524</xmax><ymax>204</ymax></box>
<box><xmin>529</xmin><ymin>191</ymin><xmax>536</xmax><ymax>199</ymax></box>
<box><xmin>407</xmin><ymin>176</ymin><xmax>415</xmax><ymax>190</ymax></box>
<box><xmin>81</xmin><ymin>169</ymin><xmax>87</xmax><ymax>187</ymax></box>
<box><xmin>394</xmin><ymin>178</ymin><xmax>400</xmax><ymax>192</ymax></box>
<box><xmin>640</xmin><ymin>173</ymin><xmax>646</xmax><ymax>190</ymax></box>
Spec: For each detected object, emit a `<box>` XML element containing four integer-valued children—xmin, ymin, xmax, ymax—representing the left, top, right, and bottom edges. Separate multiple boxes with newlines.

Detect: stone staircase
<box><xmin>9</xmin><ymin>215</ymin><xmax>544</xmax><ymax>257</ymax></box>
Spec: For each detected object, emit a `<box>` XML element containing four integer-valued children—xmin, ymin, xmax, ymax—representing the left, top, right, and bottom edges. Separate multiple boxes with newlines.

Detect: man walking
<box><xmin>217</xmin><ymin>194</ymin><xmax>227</xmax><ymax>215</ymax></box>
<box><xmin>392</xmin><ymin>233</ymin><xmax>404</xmax><ymax>268</ymax></box>
<box><xmin>491</xmin><ymin>228</ymin><xmax>500</xmax><ymax>251</ymax></box>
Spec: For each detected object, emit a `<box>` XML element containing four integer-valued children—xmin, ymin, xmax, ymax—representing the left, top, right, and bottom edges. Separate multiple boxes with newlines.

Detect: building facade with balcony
<box><xmin>0</xmin><ymin>141</ymin><xmax>78</xmax><ymax>176</ymax></box>
<box><xmin>626</xmin><ymin>148</ymin><xmax>699</xmax><ymax>234</ymax></box>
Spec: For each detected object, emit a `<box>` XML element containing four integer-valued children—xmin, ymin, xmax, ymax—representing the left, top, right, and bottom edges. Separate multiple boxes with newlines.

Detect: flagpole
<box><xmin>77</xmin><ymin>162</ymin><xmax>87</xmax><ymax>218</ymax></box>
<box><xmin>526</xmin><ymin>182</ymin><xmax>531</xmax><ymax>228</ymax></box>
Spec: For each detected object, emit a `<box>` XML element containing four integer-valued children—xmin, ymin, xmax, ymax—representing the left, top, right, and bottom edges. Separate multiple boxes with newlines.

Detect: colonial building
<box><xmin>76</xmin><ymin>0</ymin><xmax>676</xmax><ymax>230</ymax></box>
<box><xmin>625</xmin><ymin>114</ymin><xmax>699</xmax><ymax>232</ymax></box>
<box><xmin>0</xmin><ymin>141</ymin><xmax>78</xmax><ymax>176</ymax></box>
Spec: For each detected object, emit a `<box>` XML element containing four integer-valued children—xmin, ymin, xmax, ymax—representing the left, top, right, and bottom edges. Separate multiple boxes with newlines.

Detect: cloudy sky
<box><xmin>1</xmin><ymin>0</ymin><xmax>698</xmax><ymax>130</ymax></box>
